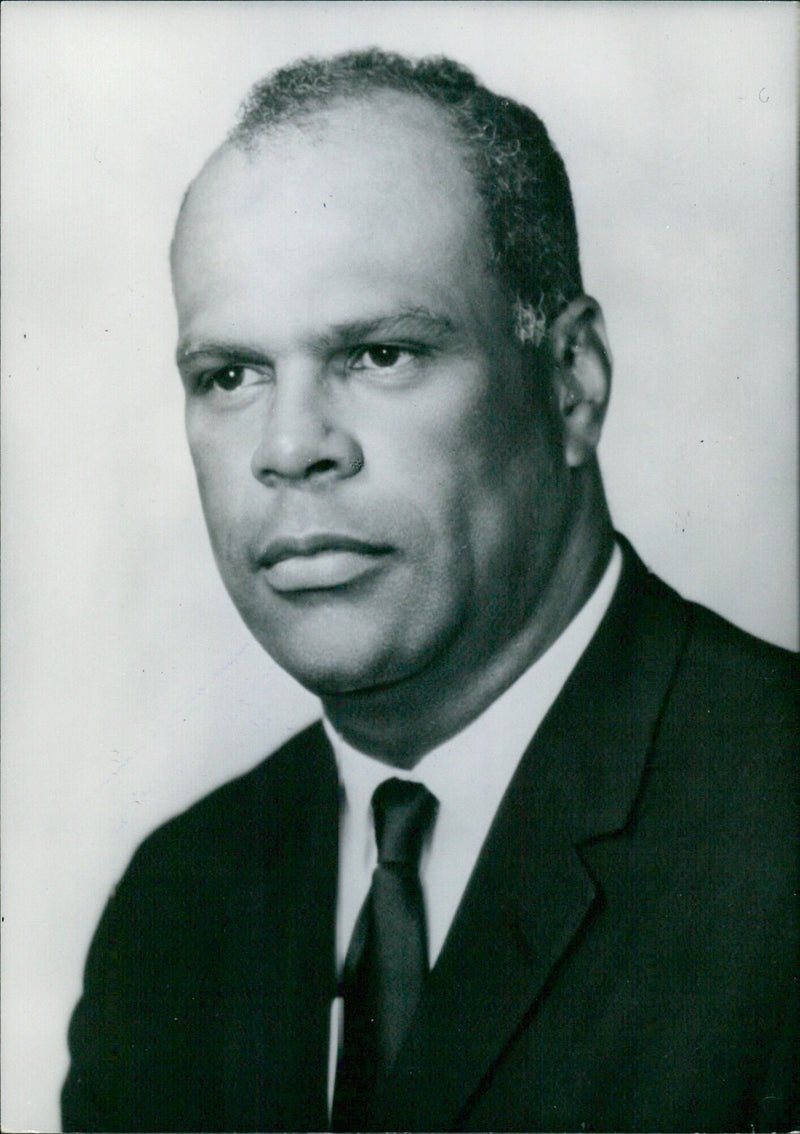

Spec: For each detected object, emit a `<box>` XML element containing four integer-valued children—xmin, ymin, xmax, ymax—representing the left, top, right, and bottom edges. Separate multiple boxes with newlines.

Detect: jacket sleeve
<box><xmin>61</xmin><ymin>881</ymin><xmax>132</xmax><ymax>1132</ymax></box>
<box><xmin>753</xmin><ymin>975</ymin><xmax>799</xmax><ymax>1132</ymax></box>
<box><xmin>60</xmin><ymin>821</ymin><xmax>213</xmax><ymax>1134</ymax></box>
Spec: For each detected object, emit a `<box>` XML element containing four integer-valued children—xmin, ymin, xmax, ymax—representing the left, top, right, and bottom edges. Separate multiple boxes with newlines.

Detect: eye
<box><xmin>348</xmin><ymin>345</ymin><xmax>415</xmax><ymax>371</ymax></box>
<box><xmin>199</xmin><ymin>365</ymin><xmax>265</xmax><ymax>393</ymax></box>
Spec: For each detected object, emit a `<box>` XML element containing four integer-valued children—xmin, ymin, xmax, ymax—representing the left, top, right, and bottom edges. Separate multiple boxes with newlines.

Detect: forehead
<box><xmin>180</xmin><ymin>91</ymin><xmax>480</xmax><ymax>224</ymax></box>
<box><xmin>171</xmin><ymin>95</ymin><xmax>494</xmax><ymax>325</ymax></box>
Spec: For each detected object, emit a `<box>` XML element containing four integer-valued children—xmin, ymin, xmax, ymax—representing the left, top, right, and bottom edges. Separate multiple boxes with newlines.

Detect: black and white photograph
<box><xmin>2</xmin><ymin>3</ymin><xmax>797</xmax><ymax>1131</ymax></box>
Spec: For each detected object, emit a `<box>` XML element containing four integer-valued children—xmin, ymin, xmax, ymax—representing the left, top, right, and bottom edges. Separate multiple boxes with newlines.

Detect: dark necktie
<box><xmin>331</xmin><ymin>777</ymin><xmax>438</xmax><ymax>1132</ymax></box>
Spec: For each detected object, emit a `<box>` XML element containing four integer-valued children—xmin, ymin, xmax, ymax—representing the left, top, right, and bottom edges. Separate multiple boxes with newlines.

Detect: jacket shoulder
<box><xmin>676</xmin><ymin>596</ymin><xmax>797</xmax><ymax>738</ymax></box>
<box><xmin>619</xmin><ymin>538</ymin><xmax>796</xmax><ymax>736</ymax></box>
<box><xmin>61</xmin><ymin>720</ymin><xmax>336</xmax><ymax>1132</ymax></box>
<box><xmin>640</xmin><ymin>584</ymin><xmax>797</xmax><ymax>882</ymax></box>
<box><xmin>120</xmin><ymin>719</ymin><xmax>333</xmax><ymax>889</ymax></box>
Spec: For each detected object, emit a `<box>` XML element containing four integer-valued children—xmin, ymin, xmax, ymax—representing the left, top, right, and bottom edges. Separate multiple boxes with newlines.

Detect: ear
<box><xmin>549</xmin><ymin>296</ymin><xmax>612</xmax><ymax>467</ymax></box>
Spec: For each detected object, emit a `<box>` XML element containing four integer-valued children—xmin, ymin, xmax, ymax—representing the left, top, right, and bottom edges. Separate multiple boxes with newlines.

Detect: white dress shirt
<box><xmin>323</xmin><ymin>542</ymin><xmax>622</xmax><ymax>1104</ymax></box>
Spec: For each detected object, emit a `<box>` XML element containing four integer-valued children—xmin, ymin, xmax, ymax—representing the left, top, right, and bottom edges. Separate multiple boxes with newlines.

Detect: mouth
<box><xmin>257</xmin><ymin>534</ymin><xmax>392</xmax><ymax>592</ymax></box>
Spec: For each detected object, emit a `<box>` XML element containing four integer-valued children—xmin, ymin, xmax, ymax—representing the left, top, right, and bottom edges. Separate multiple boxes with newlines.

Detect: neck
<box><xmin>323</xmin><ymin>476</ymin><xmax>614</xmax><ymax>768</ymax></box>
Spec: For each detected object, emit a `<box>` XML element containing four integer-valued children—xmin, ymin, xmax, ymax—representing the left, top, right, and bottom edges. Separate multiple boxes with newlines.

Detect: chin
<box><xmin>234</xmin><ymin>585</ymin><xmax>448</xmax><ymax>697</ymax></box>
<box><xmin>271</xmin><ymin>655</ymin><xmax>393</xmax><ymax>698</ymax></box>
<box><xmin>252</xmin><ymin>626</ymin><xmax>403</xmax><ymax>697</ymax></box>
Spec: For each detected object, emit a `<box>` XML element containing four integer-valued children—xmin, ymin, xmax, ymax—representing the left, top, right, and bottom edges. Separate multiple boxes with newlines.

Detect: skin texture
<box><xmin>172</xmin><ymin>93</ymin><xmax>613</xmax><ymax>764</ymax></box>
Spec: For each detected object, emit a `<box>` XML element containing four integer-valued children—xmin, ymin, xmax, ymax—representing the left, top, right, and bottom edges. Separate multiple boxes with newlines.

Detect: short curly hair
<box><xmin>230</xmin><ymin>49</ymin><xmax>583</xmax><ymax>346</ymax></box>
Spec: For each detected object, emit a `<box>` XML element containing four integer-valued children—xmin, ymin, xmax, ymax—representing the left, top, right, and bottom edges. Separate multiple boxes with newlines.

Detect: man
<box><xmin>62</xmin><ymin>50</ymin><xmax>797</xmax><ymax>1133</ymax></box>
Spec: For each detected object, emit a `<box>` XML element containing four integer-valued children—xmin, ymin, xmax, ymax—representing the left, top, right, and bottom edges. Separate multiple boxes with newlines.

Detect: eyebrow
<box><xmin>176</xmin><ymin>342</ymin><xmax>270</xmax><ymax>370</ymax></box>
<box><xmin>175</xmin><ymin>306</ymin><xmax>459</xmax><ymax>369</ymax></box>
<box><xmin>317</xmin><ymin>307</ymin><xmax>458</xmax><ymax>350</ymax></box>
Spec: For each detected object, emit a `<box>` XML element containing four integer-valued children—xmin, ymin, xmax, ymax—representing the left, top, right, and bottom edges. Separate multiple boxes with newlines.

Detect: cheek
<box><xmin>189</xmin><ymin>440</ymin><xmax>250</xmax><ymax>565</ymax></box>
<box><xmin>370</xmin><ymin>420</ymin><xmax>483</xmax><ymax>543</ymax></box>
<box><xmin>422</xmin><ymin>401</ymin><xmax>563</xmax><ymax>573</ymax></box>
<box><xmin>405</xmin><ymin>397</ymin><xmax>530</xmax><ymax>517</ymax></box>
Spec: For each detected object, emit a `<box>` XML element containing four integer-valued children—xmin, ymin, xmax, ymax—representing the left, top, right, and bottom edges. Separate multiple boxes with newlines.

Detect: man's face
<box><xmin>172</xmin><ymin>95</ymin><xmax>572</xmax><ymax>696</ymax></box>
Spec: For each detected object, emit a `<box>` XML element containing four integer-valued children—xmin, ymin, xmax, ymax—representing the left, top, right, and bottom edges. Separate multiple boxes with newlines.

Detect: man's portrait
<box><xmin>2</xmin><ymin>4</ymin><xmax>796</xmax><ymax>1132</ymax></box>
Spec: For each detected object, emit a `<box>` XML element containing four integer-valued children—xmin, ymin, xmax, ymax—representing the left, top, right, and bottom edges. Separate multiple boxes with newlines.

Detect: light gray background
<box><xmin>2</xmin><ymin>3</ymin><xmax>796</xmax><ymax>1130</ymax></box>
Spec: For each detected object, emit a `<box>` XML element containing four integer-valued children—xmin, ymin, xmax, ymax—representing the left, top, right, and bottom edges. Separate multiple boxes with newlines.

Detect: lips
<box><xmin>258</xmin><ymin>534</ymin><xmax>392</xmax><ymax>592</ymax></box>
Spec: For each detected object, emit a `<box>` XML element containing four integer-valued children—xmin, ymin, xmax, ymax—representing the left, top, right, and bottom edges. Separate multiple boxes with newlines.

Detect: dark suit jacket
<box><xmin>62</xmin><ymin>543</ymin><xmax>798</xmax><ymax>1132</ymax></box>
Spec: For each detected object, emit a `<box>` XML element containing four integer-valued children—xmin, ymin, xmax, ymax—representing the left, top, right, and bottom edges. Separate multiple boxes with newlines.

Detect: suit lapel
<box><xmin>374</xmin><ymin>777</ymin><xmax>596</xmax><ymax>1131</ymax></box>
<box><xmin>376</xmin><ymin>542</ymin><xmax>691</xmax><ymax>1130</ymax></box>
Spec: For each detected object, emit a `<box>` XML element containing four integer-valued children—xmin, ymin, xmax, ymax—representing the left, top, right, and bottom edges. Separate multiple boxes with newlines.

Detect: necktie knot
<box><xmin>372</xmin><ymin>777</ymin><xmax>437</xmax><ymax>867</ymax></box>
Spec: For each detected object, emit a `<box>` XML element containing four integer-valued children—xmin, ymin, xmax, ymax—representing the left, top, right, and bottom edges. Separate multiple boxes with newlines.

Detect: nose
<box><xmin>250</xmin><ymin>368</ymin><xmax>364</xmax><ymax>486</ymax></box>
